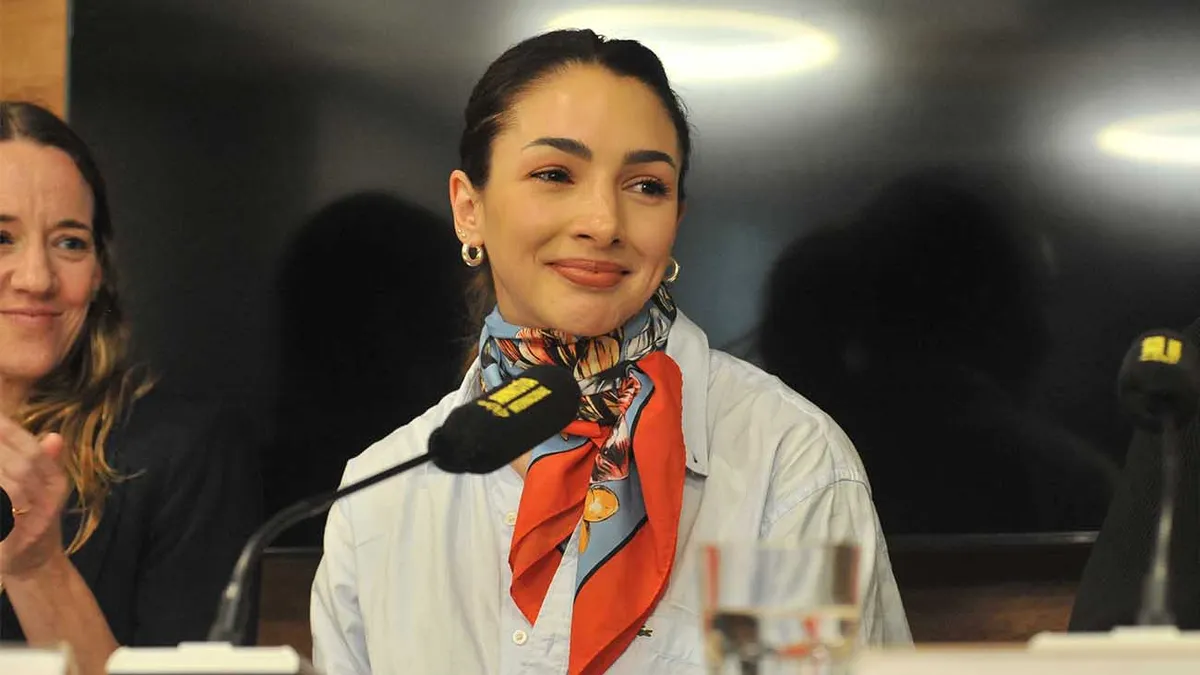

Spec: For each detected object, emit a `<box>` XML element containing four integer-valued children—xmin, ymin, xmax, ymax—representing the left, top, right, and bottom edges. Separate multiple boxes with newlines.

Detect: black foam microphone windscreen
<box><xmin>430</xmin><ymin>364</ymin><xmax>580</xmax><ymax>474</ymax></box>
<box><xmin>1118</xmin><ymin>329</ymin><xmax>1200</xmax><ymax>431</ymax></box>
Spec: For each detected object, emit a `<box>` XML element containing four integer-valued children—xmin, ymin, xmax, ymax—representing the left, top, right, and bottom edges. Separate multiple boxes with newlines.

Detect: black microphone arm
<box><xmin>206</xmin><ymin>363</ymin><xmax>580</xmax><ymax>646</ymax></box>
<box><xmin>1139</xmin><ymin>418</ymin><xmax>1182</xmax><ymax>626</ymax></box>
<box><xmin>206</xmin><ymin>451</ymin><xmax>434</xmax><ymax>644</ymax></box>
<box><xmin>1118</xmin><ymin>328</ymin><xmax>1200</xmax><ymax>627</ymax></box>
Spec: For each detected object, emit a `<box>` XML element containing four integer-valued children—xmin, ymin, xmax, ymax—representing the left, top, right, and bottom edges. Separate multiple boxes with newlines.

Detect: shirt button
<box><xmin>512</xmin><ymin>629</ymin><xmax>528</xmax><ymax>646</ymax></box>
<box><xmin>505</xmin><ymin>511</ymin><xmax>518</xmax><ymax>526</ymax></box>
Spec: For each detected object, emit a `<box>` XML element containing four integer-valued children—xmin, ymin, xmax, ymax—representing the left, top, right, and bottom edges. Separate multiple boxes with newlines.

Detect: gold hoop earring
<box><xmin>461</xmin><ymin>242</ymin><xmax>485</xmax><ymax>268</ymax></box>
<box><xmin>664</xmin><ymin>257</ymin><xmax>680</xmax><ymax>284</ymax></box>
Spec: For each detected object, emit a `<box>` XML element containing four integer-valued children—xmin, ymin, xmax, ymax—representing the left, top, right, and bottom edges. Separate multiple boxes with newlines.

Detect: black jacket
<box><xmin>0</xmin><ymin>390</ymin><xmax>263</xmax><ymax>645</ymax></box>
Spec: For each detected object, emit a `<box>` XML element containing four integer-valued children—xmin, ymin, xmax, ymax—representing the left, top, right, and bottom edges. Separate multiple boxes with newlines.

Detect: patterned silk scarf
<box><xmin>478</xmin><ymin>285</ymin><xmax>688</xmax><ymax>675</ymax></box>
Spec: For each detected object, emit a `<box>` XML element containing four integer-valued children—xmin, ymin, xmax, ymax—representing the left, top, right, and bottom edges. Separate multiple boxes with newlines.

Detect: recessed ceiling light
<box><xmin>542</xmin><ymin>6</ymin><xmax>839</xmax><ymax>84</ymax></box>
<box><xmin>1096</xmin><ymin>110</ymin><xmax>1200</xmax><ymax>166</ymax></box>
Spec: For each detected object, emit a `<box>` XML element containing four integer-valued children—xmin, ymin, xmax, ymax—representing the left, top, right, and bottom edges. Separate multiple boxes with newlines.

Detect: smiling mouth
<box><xmin>548</xmin><ymin>261</ymin><xmax>629</xmax><ymax>289</ymax></box>
<box><xmin>0</xmin><ymin>310</ymin><xmax>61</xmax><ymax>325</ymax></box>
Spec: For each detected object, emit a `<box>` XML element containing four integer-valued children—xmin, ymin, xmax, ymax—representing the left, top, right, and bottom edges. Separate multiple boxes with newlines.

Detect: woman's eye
<box><xmin>55</xmin><ymin>236</ymin><xmax>93</xmax><ymax>252</ymax></box>
<box><xmin>531</xmin><ymin>168</ymin><xmax>571</xmax><ymax>183</ymax></box>
<box><xmin>632</xmin><ymin>179</ymin><xmax>670</xmax><ymax>197</ymax></box>
<box><xmin>0</xmin><ymin>230</ymin><xmax>13</xmax><ymax>245</ymax></box>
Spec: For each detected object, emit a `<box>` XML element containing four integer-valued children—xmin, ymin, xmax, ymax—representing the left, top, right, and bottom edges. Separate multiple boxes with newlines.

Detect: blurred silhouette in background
<box><xmin>760</xmin><ymin>168</ymin><xmax>1119</xmax><ymax>534</ymax></box>
<box><xmin>268</xmin><ymin>191</ymin><xmax>467</xmax><ymax>544</ymax></box>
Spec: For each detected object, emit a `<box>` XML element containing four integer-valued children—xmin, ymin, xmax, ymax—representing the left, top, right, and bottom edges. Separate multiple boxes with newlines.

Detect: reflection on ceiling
<box><xmin>1095</xmin><ymin>110</ymin><xmax>1200</xmax><ymax>166</ymax></box>
<box><xmin>541</xmin><ymin>6</ymin><xmax>839</xmax><ymax>83</ymax></box>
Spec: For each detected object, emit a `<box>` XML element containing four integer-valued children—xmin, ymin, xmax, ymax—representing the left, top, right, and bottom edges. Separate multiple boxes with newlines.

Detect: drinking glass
<box><xmin>700</xmin><ymin>541</ymin><xmax>861</xmax><ymax>675</ymax></box>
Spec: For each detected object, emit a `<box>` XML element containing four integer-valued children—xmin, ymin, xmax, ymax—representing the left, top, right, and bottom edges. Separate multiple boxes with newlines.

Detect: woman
<box><xmin>0</xmin><ymin>101</ymin><xmax>262</xmax><ymax>674</ymax></box>
<box><xmin>311</xmin><ymin>30</ymin><xmax>910</xmax><ymax>675</ymax></box>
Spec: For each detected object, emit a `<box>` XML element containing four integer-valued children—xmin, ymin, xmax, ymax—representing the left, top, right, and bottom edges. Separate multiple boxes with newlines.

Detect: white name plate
<box><xmin>857</xmin><ymin>649</ymin><xmax>1200</xmax><ymax>675</ymax></box>
<box><xmin>107</xmin><ymin>643</ymin><xmax>318</xmax><ymax>675</ymax></box>
<box><xmin>0</xmin><ymin>643</ymin><xmax>74</xmax><ymax>675</ymax></box>
<box><xmin>859</xmin><ymin>629</ymin><xmax>1200</xmax><ymax>675</ymax></box>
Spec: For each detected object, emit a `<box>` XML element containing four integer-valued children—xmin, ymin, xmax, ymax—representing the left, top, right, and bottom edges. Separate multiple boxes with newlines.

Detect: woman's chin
<box><xmin>0</xmin><ymin>353</ymin><xmax>59</xmax><ymax>385</ymax></box>
<box><xmin>543</xmin><ymin>305</ymin><xmax>632</xmax><ymax>338</ymax></box>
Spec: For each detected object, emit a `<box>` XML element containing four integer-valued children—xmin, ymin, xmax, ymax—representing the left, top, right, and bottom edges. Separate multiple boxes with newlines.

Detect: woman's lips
<box><xmin>547</xmin><ymin>259</ymin><xmax>628</xmax><ymax>289</ymax></box>
<box><xmin>0</xmin><ymin>309</ymin><xmax>60</xmax><ymax>329</ymax></box>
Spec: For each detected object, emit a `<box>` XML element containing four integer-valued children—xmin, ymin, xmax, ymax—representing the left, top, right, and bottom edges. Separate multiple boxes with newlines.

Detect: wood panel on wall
<box><xmin>0</xmin><ymin>0</ymin><xmax>70</xmax><ymax>116</ymax></box>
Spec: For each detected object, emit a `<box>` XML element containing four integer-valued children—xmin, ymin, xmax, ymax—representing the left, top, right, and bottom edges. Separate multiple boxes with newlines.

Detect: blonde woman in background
<box><xmin>0</xmin><ymin>101</ymin><xmax>261</xmax><ymax>675</ymax></box>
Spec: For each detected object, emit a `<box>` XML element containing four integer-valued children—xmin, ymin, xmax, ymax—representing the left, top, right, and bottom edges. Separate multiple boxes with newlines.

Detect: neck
<box><xmin>0</xmin><ymin>376</ymin><xmax>29</xmax><ymax>418</ymax></box>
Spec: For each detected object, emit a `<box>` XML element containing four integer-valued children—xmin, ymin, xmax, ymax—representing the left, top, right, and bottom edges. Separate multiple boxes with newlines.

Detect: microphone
<box><xmin>1118</xmin><ymin>329</ymin><xmax>1200</xmax><ymax>626</ymax></box>
<box><xmin>204</xmin><ymin>364</ymin><xmax>580</xmax><ymax>646</ymax></box>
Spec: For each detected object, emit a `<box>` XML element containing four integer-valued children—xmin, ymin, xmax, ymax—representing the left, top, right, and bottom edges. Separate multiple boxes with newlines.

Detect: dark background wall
<box><xmin>67</xmin><ymin>0</ymin><xmax>1200</xmax><ymax>541</ymax></box>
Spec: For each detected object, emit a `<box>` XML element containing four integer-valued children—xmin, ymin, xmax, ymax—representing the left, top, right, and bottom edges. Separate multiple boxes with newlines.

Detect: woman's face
<box><xmin>451</xmin><ymin>63</ymin><xmax>683</xmax><ymax>337</ymax></box>
<box><xmin>0</xmin><ymin>139</ymin><xmax>100</xmax><ymax>393</ymax></box>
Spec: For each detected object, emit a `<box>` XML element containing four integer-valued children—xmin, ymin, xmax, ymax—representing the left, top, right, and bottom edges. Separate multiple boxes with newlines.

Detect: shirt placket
<box><xmin>490</xmin><ymin>467</ymin><xmax>583</xmax><ymax>675</ymax></box>
<box><xmin>517</xmin><ymin>524</ymin><xmax>581</xmax><ymax>674</ymax></box>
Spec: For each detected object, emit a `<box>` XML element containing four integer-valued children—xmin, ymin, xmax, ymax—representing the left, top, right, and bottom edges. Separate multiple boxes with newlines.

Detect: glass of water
<box><xmin>700</xmin><ymin>541</ymin><xmax>861</xmax><ymax>675</ymax></box>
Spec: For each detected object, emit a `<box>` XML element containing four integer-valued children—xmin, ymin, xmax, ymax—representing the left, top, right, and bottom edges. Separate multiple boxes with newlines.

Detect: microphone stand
<box><xmin>108</xmin><ymin>450</ymin><xmax>436</xmax><ymax>674</ymax></box>
<box><xmin>1138</xmin><ymin>418</ymin><xmax>1182</xmax><ymax>626</ymax></box>
<box><xmin>206</xmin><ymin>452</ymin><xmax>433</xmax><ymax>644</ymax></box>
<box><xmin>1031</xmin><ymin>415</ymin><xmax>1200</xmax><ymax>655</ymax></box>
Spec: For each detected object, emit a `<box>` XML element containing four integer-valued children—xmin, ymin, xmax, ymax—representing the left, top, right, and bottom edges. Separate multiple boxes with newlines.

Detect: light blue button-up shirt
<box><xmin>311</xmin><ymin>313</ymin><xmax>911</xmax><ymax>674</ymax></box>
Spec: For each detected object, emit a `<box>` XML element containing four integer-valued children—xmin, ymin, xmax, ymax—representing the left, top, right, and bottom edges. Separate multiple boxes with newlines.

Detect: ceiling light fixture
<box><xmin>542</xmin><ymin>6</ymin><xmax>839</xmax><ymax>84</ymax></box>
<box><xmin>1095</xmin><ymin>110</ymin><xmax>1200</xmax><ymax>166</ymax></box>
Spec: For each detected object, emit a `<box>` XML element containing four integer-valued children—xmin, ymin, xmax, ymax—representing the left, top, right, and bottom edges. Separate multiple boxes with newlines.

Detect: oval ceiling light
<box><xmin>1095</xmin><ymin>110</ymin><xmax>1200</xmax><ymax>166</ymax></box>
<box><xmin>542</xmin><ymin>6</ymin><xmax>839</xmax><ymax>83</ymax></box>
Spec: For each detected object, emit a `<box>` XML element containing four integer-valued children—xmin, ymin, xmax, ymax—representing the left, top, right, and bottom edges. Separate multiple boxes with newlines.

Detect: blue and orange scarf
<box><xmin>479</xmin><ymin>285</ymin><xmax>687</xmax><ymax>675</ymax></box>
